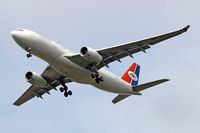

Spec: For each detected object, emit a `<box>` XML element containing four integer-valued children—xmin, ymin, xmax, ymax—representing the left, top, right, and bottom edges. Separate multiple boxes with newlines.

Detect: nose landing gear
<box><xmin>26</xmin><ymin>53</ymin><xmax>32</xmax><ymax>58</ymax></box>
<box><xmin>25</xmin><ymin>46</ymin><xmax>32</xmax><ymax>58</ymax></box>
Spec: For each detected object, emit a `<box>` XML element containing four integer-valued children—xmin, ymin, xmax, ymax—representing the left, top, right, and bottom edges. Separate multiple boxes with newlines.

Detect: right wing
<box><xmin>68</xmin><ymin>25</ymin><xmax>190</xmax><ymax>69</ymax></box>
<box><xmin>96</xmin><ymin>25</ymin><xmax>190</xmax><ymax>69</ymax></box>
<box><xmin>13</xmin><ymin>66</ymin><xmax>72</xmax><ymax>106</ymax></box>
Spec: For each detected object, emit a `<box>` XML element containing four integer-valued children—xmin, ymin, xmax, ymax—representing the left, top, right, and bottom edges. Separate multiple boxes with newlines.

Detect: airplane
<box><xmin>11</xmin><ymin>25</ymin><xmax>190</xmax><ymax>106</ymax></box>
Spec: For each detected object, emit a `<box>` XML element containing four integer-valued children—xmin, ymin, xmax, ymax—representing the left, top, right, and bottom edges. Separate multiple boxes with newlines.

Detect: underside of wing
<box><xmin>67</xmin><ymin>25</ymin><xmax>190</xmax><ymax>69</ymax></box>
<box><xmin>96</xmin><ymin>25</ymin><xmax>190</xmax><ymax>68</ymax></box>
<box><xmin>13</xmin><ymin>66</ymin><xmax>72</xmax><ymax>106</ymax></box>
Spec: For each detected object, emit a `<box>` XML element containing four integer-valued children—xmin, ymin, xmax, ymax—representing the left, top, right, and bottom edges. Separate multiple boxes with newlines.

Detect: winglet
<box><xmin>182</xmin><ymin>25</ymin><xmax>190</xmax><ymax>32</ymax></box>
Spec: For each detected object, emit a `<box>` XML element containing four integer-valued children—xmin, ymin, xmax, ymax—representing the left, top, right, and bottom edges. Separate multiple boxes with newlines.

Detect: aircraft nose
<box><xmin>11</xmin><ymin>29</ymin><xmax>28</xmax><ymax>49</ymax></box>
<box><xmin>11</xmin><ymin>30</ymin><xmax>18</xmax><ymax>39</ymax></box>
<box><xmin>10</xmin><ymin>31</ymin><xmax>16</xmax><ymax>38</ymax></box>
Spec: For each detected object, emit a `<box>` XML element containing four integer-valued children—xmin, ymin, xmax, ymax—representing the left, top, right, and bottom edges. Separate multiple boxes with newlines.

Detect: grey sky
<box><xmin>1</xmin><ymin>0</ymin><xmax>199</xmax><ymax>133</ymax></box>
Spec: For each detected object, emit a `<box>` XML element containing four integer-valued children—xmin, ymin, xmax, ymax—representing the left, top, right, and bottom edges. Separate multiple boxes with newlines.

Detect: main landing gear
<box><xmin>25</xmin><ymin>46</ymin><xmax>32</xmax><ymax>58</ymax></box>
<box><xmin>91</xmin><ymin>72</ymin><xmax>104</xmax><ymax>83</ymax></box>
<box><xmin>87</xmin><ymin>63</ymin><xmax>104</xmax><ymax>84</ymax></box>
<box><xmin>59</xmin><ymin>79</ymin><xmax>72</xmax><ymax>97</ymax></box>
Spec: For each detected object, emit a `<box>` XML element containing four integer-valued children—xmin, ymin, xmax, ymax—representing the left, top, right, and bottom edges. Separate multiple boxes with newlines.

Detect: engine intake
<box><xmin>80</xmin><ymin>46</ymin><xmax>103</xmax><ymax>63</ymax></box>
<box><xmin>25</xmin><ymin>71</ymin><xmax>47</xmax><ymax>88</ymax></box>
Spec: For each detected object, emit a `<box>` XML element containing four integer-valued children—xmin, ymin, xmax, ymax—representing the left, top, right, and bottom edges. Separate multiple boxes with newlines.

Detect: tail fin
<box><xmin>121</xmin><ymin>63</ymin><xmax>140</xmax><ymax>86</ymax></box>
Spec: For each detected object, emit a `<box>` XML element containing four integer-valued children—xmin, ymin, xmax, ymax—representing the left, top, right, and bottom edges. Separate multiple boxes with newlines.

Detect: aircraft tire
<box><xmin>26</xmin><ymin>54</ymin><xmax>32</xmax><ymax>58</ymax></box>
<box><xmin>91</xmin><ymin>73</ymin><xmax>96</xmax><ymax>78</ymax></box>
<box><xmin>99</xmin><ymin>76</ymin><xmax>104</xmax><ymax>82</ymax></box>
<box><xmin>95</xmin><ymin>79</ymin><xmax>100</xmax><ymax>84</ymax></box>
<box><xmin>60</xmin><ymin>87</ymin><xmax>64</xmax><ymax>92</ymax></box>
<box><xmin>64</xmin><ymin>92</ymin><xmax>68</xmax><ymax>97</ymax></box>
<box><xmin>68</xmin><ymin>90</ymin><xmax>72</xmax><ymax>96</ymax></box>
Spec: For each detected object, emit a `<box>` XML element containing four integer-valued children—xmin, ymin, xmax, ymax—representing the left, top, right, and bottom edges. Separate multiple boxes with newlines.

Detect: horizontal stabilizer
<box><xmin>112</xmin><ymin>79</ymin><xmax>169</xmax><ymax>104</ymax></box>
<box><xmin>132</xmin><ymin>79</ymin><xmax>169</xmax><ymax>92</ymax></box>
<box><xmin>112</xmin><ymin>94</ymin><xmax>131</xmax><ymax>104</ymax></box>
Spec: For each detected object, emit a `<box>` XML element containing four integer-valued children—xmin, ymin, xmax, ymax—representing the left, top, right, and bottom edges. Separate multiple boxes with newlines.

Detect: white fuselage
<box><xmin>11</xmin><ymin>29</ymin><xmax>136</xmax><ymax>95</ymax></box>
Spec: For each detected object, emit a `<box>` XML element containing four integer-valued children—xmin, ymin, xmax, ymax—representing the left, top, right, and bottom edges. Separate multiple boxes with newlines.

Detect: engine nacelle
<box><xmin>80</xmin><ymin>46</ymin><xmax>103</xmax><ymax>63</ymax></box>
<box><xmin>25</xmin><ymin>71</ymin><xmax>47</xmax><ymax>88</ymax></box>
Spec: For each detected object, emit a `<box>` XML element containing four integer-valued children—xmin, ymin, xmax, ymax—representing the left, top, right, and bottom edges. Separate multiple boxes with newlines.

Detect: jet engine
<box><xmin>25</xmin><ymin>71</ymin><xmax>47</xmax><ymax>87</ymax></box>
<box><xmin>80</xmin><ymin>46</ymin><xmax>103</xmax><ymax>63</ymax></box>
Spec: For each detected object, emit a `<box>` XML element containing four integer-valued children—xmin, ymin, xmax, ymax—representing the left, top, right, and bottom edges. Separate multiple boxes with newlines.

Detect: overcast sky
<box><xmin>1</xmin><ymin>0</ymin><xmax>199</xmax><ymax>133</ymax></box>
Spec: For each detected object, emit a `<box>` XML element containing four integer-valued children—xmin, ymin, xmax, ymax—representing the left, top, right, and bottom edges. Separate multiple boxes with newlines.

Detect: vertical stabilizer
<box><xmin>121</xmin><ymin>63</ymin><xmax>140</xmax><ymax>86</ymax></box>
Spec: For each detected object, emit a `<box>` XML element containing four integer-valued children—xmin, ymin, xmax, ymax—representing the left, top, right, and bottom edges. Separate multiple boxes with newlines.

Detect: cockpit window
<box><xmin>17</xmin><ymin>29</ymin><xmax>24</xmax><ymax>31</ymax></box>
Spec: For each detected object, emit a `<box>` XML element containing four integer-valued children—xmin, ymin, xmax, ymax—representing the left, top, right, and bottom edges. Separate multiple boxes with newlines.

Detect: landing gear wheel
<box><xmin>60</xmin><ymin>87</ymin><xmax>64</xmax><ymax>92</ymax></box>
<box><xmin>91</xmin><ymin>73</ymin><xmax>96</xmax><ymax>78</ymax></box>
<box><xmin>68</xmin><ymin>90</ymin><xmax>72</xmax><ymax>96</ymax></box>
<box><xmin>95</xmin><ymin>73</ymin><xmax>99</xmax><ymax>78</ymax></box>
<box><xmin>95</xmin><ymin>79</ymin><xmax>100</xmax><ymax>84</ymax></box>
<box><xmin>64</xmin><ymin>86</ymin><xmax>68</xmax><ymax>91</ymax></box>
<box><xmin>99</xmin><ymin>76</ymin><xmax>104</xmax><ymax>82</ymax></box>
<box><xmin>64</xmin><ymin>92</ymin><xmax>68</xmax><ymax>97</ymax></box>
<box><xmin>26</xmin><ymin>54</ymin><xmax>32</xmax><ymax>58</ymax></box>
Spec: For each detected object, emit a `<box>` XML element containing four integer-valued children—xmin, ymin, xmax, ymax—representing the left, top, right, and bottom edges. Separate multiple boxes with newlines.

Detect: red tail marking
<box><xmin>121</xmin><ymin>63</ymin><xmax>137</xmax><ymax>84</ymax></box>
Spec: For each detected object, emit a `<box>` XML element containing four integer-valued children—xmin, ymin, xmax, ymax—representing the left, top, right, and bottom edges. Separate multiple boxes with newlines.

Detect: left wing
<box><xmin>68</xmin><ymin>25</ymin><xmax>190</xmax><ymax>69</ymax></box>
<box><xmin>13</xmin><ymin>66</ymin><xmax>72</xmax><ymax>106</ymax></box>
